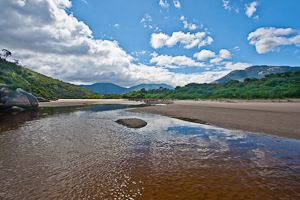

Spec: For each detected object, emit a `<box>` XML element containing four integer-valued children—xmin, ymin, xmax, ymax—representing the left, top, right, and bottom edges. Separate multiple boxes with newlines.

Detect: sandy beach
<box><xmin>129</xmin><ymin>99</ymin><xmax>300</xmax><ymax>140</ymax></box>
<box><xmin>38</xmin><ymin>99</ymin><xmax>300</xmax><ymax>140</ymax></box>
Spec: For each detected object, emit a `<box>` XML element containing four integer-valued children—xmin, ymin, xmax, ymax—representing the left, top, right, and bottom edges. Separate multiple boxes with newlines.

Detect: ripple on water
<box><xmin>0</xmin><ymin>105</ymin><xmax>299</xmax><ymax>199</ymax></box>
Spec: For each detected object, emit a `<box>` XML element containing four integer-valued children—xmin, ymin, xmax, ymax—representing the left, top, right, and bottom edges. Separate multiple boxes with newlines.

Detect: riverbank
<box><xmin>128</xmin><ymin>99</ymin><xmax>300</xmax><ymax>140</ymax></box>
<box><xmin>38</xmin><ymin>99</ymin><xmax>144</xmax><ymax>107</ymax></box>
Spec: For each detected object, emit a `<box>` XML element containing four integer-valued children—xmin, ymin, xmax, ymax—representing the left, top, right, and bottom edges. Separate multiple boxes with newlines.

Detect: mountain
<box><xmin>79</xmin><ymin>83</ymin><xmax>128</xmax><ymax>95</ymax></box>
<box><xmin>128</xmin><ymin>84</ymin><xmax>174</xmax><ymax>93</ymax></box>
<box><xmin>214</xmin><ymin>66</ymin><xmax>300</xmax><ymax>84</ymax></box>
<box><xmin>0</xmin><ymin>59</ymin><xmax>98</xmax><ymax>99</ymax></box>
<box><xmin>80</xmin><ymin>83</ymin><xmax>174</xmax><ymax>95</ymax></box>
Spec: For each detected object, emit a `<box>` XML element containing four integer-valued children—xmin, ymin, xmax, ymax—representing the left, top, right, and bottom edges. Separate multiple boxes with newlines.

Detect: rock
<box><xmin>4</xmin><ymin>88</ymin><xmax>39</xmax><ymax>109</ymax></box>
<box><xmin>0</xmin><ymin>86</ymin><xmax>13</xmax><ymax>98</ymax></box>
<box><xmin>37</xmin><ymin>97</ymin><xmax>50</xmax><ymax>102</ymax></box>
<box><xmin>0</xmin><ymin>96</ymin><xmax>9</xmax><ymax>103</ymax></box>
<box><xmin>116</xmin><ymin>118</ymin><xmax>147</xmax><ymax>128</ymax></box>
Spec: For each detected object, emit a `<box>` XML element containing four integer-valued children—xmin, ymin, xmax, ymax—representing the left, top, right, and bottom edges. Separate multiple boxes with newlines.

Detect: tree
<box><xmin>2</xmin><ymin>49</ymin><xmax>11</xmax><ymax>60</ymax></box>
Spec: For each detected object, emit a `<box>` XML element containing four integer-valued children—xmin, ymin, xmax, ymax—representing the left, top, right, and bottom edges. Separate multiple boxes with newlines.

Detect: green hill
<box><xmin>214</xmin><ymin>66</ymin><xmax>300</xmax><ymax>84</ymax></box>
<box><xmin>122</xmin><ymin>69</ymin><xmax>300</xmax><ymax>100</ymax></box>
<box><xmin>0</xmin><ymin>59</ymin><xmax>98</xmax><ymax>99</ymax></box>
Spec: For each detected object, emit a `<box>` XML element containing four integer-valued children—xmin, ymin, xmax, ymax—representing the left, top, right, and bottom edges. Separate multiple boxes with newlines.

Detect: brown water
<box><xmin>0</xmin><ymin>105</ymin><xmax>299</xmax><ymax>199</ymax></box>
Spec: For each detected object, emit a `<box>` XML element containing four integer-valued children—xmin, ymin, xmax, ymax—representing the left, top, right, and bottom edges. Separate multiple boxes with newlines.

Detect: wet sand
<box><xmin>129</xmin><ymin>99</ymin><xmax>300</xmax><ymax>140</ymax></box>
<box><xmin>38</xmin><ymin>99</ymin><xmax>143</xmax><ymax>107</ymax></box>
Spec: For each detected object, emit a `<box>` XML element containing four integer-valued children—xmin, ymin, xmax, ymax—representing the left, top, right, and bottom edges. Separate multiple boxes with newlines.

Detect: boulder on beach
<box><xmin>4</xmin><ymin>88</ymin><xmax>39</xmax><ymax>109</ymax></box>
<box><xmin>116</xmin><ymin>118</ymin><xmax>147</xmax><ymax>128</ymax></box>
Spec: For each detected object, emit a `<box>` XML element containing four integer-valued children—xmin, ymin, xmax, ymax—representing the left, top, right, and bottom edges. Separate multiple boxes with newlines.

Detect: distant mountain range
<box><xmin>79</xmin><ymin>83</ymin><xmax>174</xmax><ymax>95</ymax></box>
<box><xmin>214</xmin><ymin>66</ymin><xmax>300</xmax><ymax>84</ymax></box>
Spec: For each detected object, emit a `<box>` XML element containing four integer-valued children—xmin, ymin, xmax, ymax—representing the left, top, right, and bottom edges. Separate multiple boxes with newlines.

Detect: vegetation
<box><xmin>0</xmin><ymin>59</ymin><xmax>98</xmax><ymax>99</ymax></box>
<box><xmin>82</xmin><ymin>94</ymin><xmax>122</xmax><ymax>99</ymax></box>
<box><xmin>122</xmin><ymin>70</ymin><xmax>300</xmax><ymax>100</ymax></box>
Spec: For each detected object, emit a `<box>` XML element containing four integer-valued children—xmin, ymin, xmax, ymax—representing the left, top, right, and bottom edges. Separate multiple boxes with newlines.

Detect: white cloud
<box><xmin>0</xmin><ymin>0</ymin><xmax>225</xmax><ymax>87</ymax></box>
<box><xmin>173</xmin><ymin>0</ymin><xmax>181</xmax><ymax>8</ymax></box>
<box><xmin>159</xmin><ymin>0</ymin><xmax>169</xmax><ymax>8</ymax></box>
<box><xmin>198</xmin><ymin>36</ymin><xmax>213</xmax><ymax>48</ymax></box>
<box><xmin>183</xmin><ymin>21</ymin><xmax>198</xmax><ymax>30</ymax></box>
<box><xmin>248</xmin><ymin>27</ymin><xmax>300</xmax><ymax>54</ymax></box>
<box><xmin>150</xmin><ymin>54</ymin><xmax>205</xmax><ymax>68</ymax></box>
<box><xmin>223</xmin><ymin>62</ymin><xmax>251</xmax><ymax>70</ymax></box>
<box><xmin>222</xmin><ymin>0</ymin><xmax>231</xmax><ymax>11</ymax></box>
<box><xmin>140</xmin><ymin>14</ymin><xmax>160</xmax><ymax>30</ymax></box>
<box><xmin>210</xmin><ymin>57</ymin><xmax>223</xmax><ymax>64</ymax></box>
<box><xmin>234</xmin><ymin>46</ymin><xmax>240</xmax><ymax>51</ymax></box>
<box><xmin>245</xmin><ymin>1</ymin><xmax>259</xmax><ymax>18</ymax></box>
<box><xmin>180</xmin><ymin>16</ymin><xmax>200</xmax><ymax>30</ymax></box>
<box><xmin>113</xmin><ymin>23</ymin><xmax>120</xmax><ymax>28</ymax></box>
<box><xmin>219</xmin><ymin>49</ymin><xmax>231</xmax><ymax>59</ymax></box>
<box><xmin>150</xmin><ymin>31</ymin><xmax>211</xmax><ymax>49</ymax></box>
<box><xmin>194</xmin><ymin>49</ymin><xmax>231</xmax><ymax>64</ymax></box>
<box><xmin>12</xmin><ymin>0</ymin><xmax>26</xmax><ymax>7</ymax></box>
<box><xmin>193</xmin><ymin>50</ymin><xmax>216</xmax><ymax>61</ymax></box>
<box><xmin>222</xmin><ymin>0</ymin><xmax>239</xmax><ymax>13</ymax></box>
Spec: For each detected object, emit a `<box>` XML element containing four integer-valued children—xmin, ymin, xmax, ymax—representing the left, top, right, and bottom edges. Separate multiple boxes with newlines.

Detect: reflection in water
<box><xmin>0</xmin><ymin>104</ymin><xmax>299</xmax><ymax>199</ymax></box>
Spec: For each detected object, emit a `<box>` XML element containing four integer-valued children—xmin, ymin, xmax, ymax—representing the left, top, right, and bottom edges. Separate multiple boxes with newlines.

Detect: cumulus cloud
<box><xmin>0</xmin><ymin>0</ymin><xmax>225</xmax><ymax>87</ymax></box>
<box><xmin>159</xmin><ymin>0</ymin><xmax>169</xmax><ymax>8</ymax></box>
<box><xmin>183</xmin><ymin>21</ymin><xmax>197</xmax><ymax>30</ymax></box>
<box><xmin>193</xmin><ymin>50</ymin><xmax>216</xmax><ymax>61</ymax></box>
<box><xmin>210</xmin><ymin>57</ymin><xmax>223</xmax><ymax>64</ymax></box>
<box><xmin>150</xmin><ymin>31</ymin><xmax>212</xmax><ymax>49</ymax></box>
<box><xmin>245</xmin><ymin>1</ymin><xmax>259</xmax><ymax>18</ymax></box>
<box><xmin>150</xmin><ymin>54</ymin><xmax>205</xmax><ymax>68</ymax></box>
<box><xmin>173</xmin><ymin>0</ymin><xmax>181</xmax><ymax>8</ymax></box>
<box><xmin>219</xmin><ymin>49</ymin><xmax>231</xmax><ymax>59</ymax></box>
<box><xmin>248</xmin><ymin>27</ymin><xmax>300</xmax><ymax>54</ymax></box>
<box><xmin>194</xmin><ymin>49</ymin><xmax>231</xmax><ymax>64</ymax></box>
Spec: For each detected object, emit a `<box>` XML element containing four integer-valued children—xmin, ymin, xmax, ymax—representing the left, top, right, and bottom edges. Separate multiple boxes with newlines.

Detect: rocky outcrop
<box><xmin>116</xmin><ymin>118</ymin><xmax>147</xmax><ymax>128</ymax></box>
<box><xmin>0</xmin><ymin>88</ymin><xmax>38</xmax><ymax>110</ymax></box>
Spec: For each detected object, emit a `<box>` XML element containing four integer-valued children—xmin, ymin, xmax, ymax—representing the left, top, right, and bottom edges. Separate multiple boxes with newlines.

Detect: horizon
<box><xmin>0</xmin><ymin>0</ymin><xmax>300</xmax><ymax>87</ymax></box>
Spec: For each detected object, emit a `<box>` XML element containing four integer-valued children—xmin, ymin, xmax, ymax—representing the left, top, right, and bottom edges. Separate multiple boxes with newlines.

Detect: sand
<box><xmin>128</xmin><ymin>100</ymin><xmax>300</xmax><ymax>140</ymax></box>
<box><xmin>38</xmin><ymin>99</ymin><xmax>300</xmax><ymax>140</ymax></box>
<box><xmin>38</xmin><ymin>99</ymin><xmax>144</xmax><ymax>107</ymax></box>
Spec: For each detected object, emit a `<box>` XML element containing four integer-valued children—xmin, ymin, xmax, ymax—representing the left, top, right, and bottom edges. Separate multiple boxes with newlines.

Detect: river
<box><xmin>0</xmin><ymin>104</ymin><xmax>299</xmax><ymax>199</ymax></box>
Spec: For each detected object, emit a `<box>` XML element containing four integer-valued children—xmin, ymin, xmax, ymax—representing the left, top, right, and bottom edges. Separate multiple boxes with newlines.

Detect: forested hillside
<box><xmin>122</xmin><ymin>70</ymin><xmax>300</xmax><ymax>99</ymax></box>
<box><xmin>0</xmin><ymin>59</ymin><xmax>98</xmax><ymax>99</ymax></box>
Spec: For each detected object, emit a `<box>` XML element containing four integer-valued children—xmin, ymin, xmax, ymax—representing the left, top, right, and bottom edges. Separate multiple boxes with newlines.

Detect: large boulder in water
<box><xmin>4</xmin><ymin>88</ymin><xmax>38</xmax><ymax>109</ymax></box>
<box><xmin>116</xmin><ymin>118</ymin><xmax>147</xmax><ymax>128</ymax></box>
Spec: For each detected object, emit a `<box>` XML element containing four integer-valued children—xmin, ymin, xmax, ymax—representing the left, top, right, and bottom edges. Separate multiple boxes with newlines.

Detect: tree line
<box><xmin>121</xmin><ymin>70</ymin><xmax>300</xmax><ymax>100</ymax></box>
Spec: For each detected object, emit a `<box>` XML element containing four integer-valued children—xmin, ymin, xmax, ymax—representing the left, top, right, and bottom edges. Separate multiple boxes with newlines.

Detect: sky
<box><xmin>0</xmin><ymin>0</ymin><xmax>300</xmax><ymax>87</ymax></box>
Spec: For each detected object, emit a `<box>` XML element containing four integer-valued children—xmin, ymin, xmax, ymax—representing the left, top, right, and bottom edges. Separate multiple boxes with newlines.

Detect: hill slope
<box><xmin>0</xmin><ymin>59</ymin><xmax>98</xmax><ymax>99</ymax></box>
<box><xmin>80</xmin><ymin>83</ymin><xmax>174</xmax><ymax>95</ymax></box>
<box><xmin>214</xmin><ymin>66</ymin><xmax>300</xmax><ymax>83</ymax></box>
<box><xmin>122</xmin><ymin>69</ymin><xmax>300</xmax><ymax>99</ymax></box>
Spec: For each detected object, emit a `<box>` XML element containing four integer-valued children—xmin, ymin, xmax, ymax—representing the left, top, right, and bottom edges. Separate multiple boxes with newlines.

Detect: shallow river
<box><xmin>0</xmin><ymin>104</ymin><xmax>300</xmax><ymax>199</ymax></box>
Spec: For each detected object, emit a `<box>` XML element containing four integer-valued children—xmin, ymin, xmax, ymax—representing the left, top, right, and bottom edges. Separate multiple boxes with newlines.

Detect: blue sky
<box><xmin>0</xmin><ymin>0</ymin><xmax>299</xmax><ymax>87</ymax></box>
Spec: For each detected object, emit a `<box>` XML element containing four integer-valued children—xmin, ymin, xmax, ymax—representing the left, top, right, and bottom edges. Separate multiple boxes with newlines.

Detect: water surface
<box><xmin>0</xmin><ymin>105</ymin><xmax>299</xmax><ymax>199</ymax></box>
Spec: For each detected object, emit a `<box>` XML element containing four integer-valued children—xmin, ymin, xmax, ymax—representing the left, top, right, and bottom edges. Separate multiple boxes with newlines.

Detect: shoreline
<box><xmin>38</xmin><ymin>99</ymin><xmax>300</xmax><ymax>140</ymax></box>
<box><xmin>128</xmin><ymin>99</ymin><xmax>300</xmax><ymax>140</ymax></box>
<box><xmin>38</xmin><ymin>99</ymin><xmax>144</xmax><ymax>107</ymax></box>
